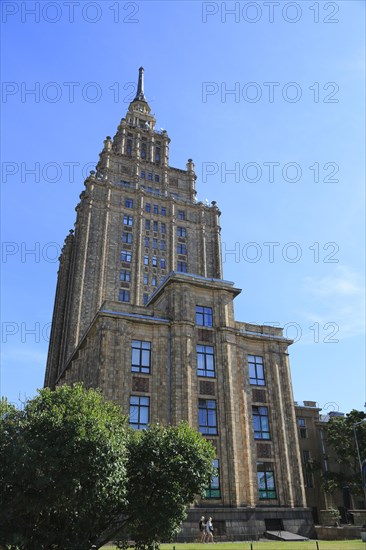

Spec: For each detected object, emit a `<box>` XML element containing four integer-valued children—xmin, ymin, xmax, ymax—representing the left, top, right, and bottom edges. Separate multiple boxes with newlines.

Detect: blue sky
<box><xmin>1</xmin><ymin>0</ymin><xmax>365</xmax><ymax>414</ymax></box>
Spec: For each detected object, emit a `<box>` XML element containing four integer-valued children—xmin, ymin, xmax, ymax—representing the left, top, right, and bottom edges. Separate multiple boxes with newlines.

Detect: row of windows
<box><xmin>141</xmin><ymin>171</ymin><xmax>160</xmax><ymax>182</ymax></box>
<box><xmin>146</xmin><ymin>203</ymin><xmax>167</xmax><ymax>216</ymax></box>
<box><xmin>129</xmin><ymin>395</ymin><xmax>276</xmax><ymax>500</ymax></box>
<box><xmin>123</xmin><ymin>212</ymin><xmax>185</xmax><ymax>227</ymax></box>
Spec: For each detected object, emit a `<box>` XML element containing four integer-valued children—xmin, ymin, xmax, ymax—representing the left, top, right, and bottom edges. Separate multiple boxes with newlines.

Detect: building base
<box><xmin>177</xmin><ymin>506</ymin><xmax>316</xmax><ymax>541</ymax></box>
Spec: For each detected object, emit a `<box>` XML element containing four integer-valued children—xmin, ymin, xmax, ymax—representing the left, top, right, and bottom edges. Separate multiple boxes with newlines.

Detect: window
<box><xmin>148</xmin><ymin>173</ymin><xmax>153</xmax><ymax>181</ymax></box>
<box><xmin>145</xmin><ymin>220</ymin><xmax>150</xmax><ymax>230</ymax></box>
<box><xmin>298</xmin><ymin>418</ymin><xmax>307</xmax><ymax>438</ymax></box>
<box><xmin>196</xmin><ymin>306</ymin><xmax>213</xmax><ymax>327</ymax></box>
<box><xmin>122</xmin><ymin>232</ymin><xmax>133</xmax><ymax>244</ymax></box>
<box><xmin>153</xmin><ymin>204</ymin><xmax>159</xmax><ymax>214</ymax></box>
<box><xmin>205</xmin><ymin>458</ymin><xmax>221</xmax><ymax>499</ymax></box>
<box><xmin>143</xmin><ymin>293</ymin><xmax>149</xmax><ymax>305</ymax></box>
<box><xmin>152</xmin><ymin>256</ymin><xmax>157</xmax><ymax>267</ymax></box>
<box><xmin>248</xmin><ymin>355</ymin><xmax>265</xmax><ymax>386</ymax></box>
<box><xmin>154</xmin><ymin>189</ymin><xmax>159</xmax><ymax>196</ymax></box>
<box><xmin>126</xmin><ymin>139</ymin><xmax>132</xmax><ymax>155</ymax></box>
<box><xmin>125</xmin><ymin>198</ymin><xmax>133</xmax><ymax>208</ymax></box>
<box><xmin>120</xmin><ymin>270</ymin><xmax>131</xmax><ymax>282</ymax></box>
<box><xmin>153</xmin><ymin>238</ymin><xmax>158</xmax><ymax>249</ymax></box>
<box><xmin>177</xmin><ymin>227</ymin><xmax>186</xmax><ymax>237</ymax></box>
<box><xmin>152</xmin><ymin>276</ymin><xmax>157</xmax><ymax>286</ymax></box>
<box><xmin>121</xmin><ymin>251</ymin><xmax>132</xmax><ymax>263</ymax></box>
<box><xmin>155</xmin><ymin>147</ymin><xmax>161</xmax><ymax>162</ymax></box>
<box><xmin>252</xmin><ymin>406</ymin><xmax>270</xmax><ymax>440</ymax></box>
<box><xmin>198</xmin><ymin>399</ymin><xmax>218</xmax><ymax>435</ymax></box>
<box><xmin>141</xmin><ymin>170</ymin><xmax>145</xmax><ymax>179</ymax></box>
<box><xmin>123</xmin><ymin>215</ymin><xmax>133</xmax><ymax>226</ymax></box>
<box><xmin>118</xmin><ymin>289</ymin><xmax>130</xmax><ymax>302</ymax></box>
<box><xmin>178</xmin><ymin>210</ymin><xmax>185</xmax><ymax>220</ymax></box>
<box><xmin>161</xmin><ymin>223</ymin><xmax>166</xmax><ymax>233</ymax></box>
<box><xmin>145</xmin><ymin>203</ymin><xmax>151</xmax><ymax>213</ymax></box>
<box><xmin>197</xmin><ymin>345</ymin><xmax>215</xmax><ymax>378</ymax></box>
<box><xmin>129</xmin><ymin>395</ymin><xmax>149</xmax><ymax>430</ymax></box>
<box><xmin>257</xmin><ymin>462</ymin><xmax>277</xmax><ymax>499</ymax></box>
<box><xmin>160</xmin><ymin>240</ymin><xmax>166</xmax><ymax>250</ymax></box>
<box><xmin>143</xmin><ymin>273</ymin><xmax>148</xmax><ymax>285</ymax></box>
<box><xmin>177</xmin><ymin>243</ymin><xmax>187</xmax><ymax>255</ymax></box>
<box><xmin>144</xmin><ymin>255</ymin><xmax>149</xmax><ymax>265</ymax></box>
<box><xmin>131</xmin><ymin>340</ymin><xmax>151</xmax><ymax>374</ymax></box>
<box><xmin>155</xmin><ymin>174</ymin><xmax>160</xmax><ymax>182</ymax></box>
<box><xmin>303</xmin><ymin>450</ymin><xmax>314</xmax><ymax>488</ymax></box>
<box><xmin>141</xmin><ymin>144</ymin><xmax>147</xmax><ymax>159</ymax></box>
<box><xmin>153</xmin><ymin>221</ymin><xmax>158</xmax><ymax>232</ymax></box>
<box><xmin>144</xmin><ymin>237</ymin><xmax>150</xmax><ymax>247</ymax></box>
<box><xmin>161</xmin><ymin>207</ymin><xmax>166</xmax><ymax>216</ymax></box>
<box><xmin>160</xmin><ymin>258</ymin><xmax>166</xmax><ymax>269</ymax></box>
<box><xmin>177</xmin><ymin>261</ymin><xmax>187</xmax><ymax>273</ymax></box>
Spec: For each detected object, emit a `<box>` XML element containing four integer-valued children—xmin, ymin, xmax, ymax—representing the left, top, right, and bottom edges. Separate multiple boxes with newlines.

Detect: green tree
<box><xmin>0</xmin><ymin>384</ymin><xmax>129</xmax><ymax>550</ymax></box>
<box><xmin>322</xmin><ymin>409</ymin><xmax>366</xmax><ymax>496</ymax></box>
<box><xmin>1</xmin><ymin>387</ymin><xmax>215</xmax><ymax>550</ymax></box>
<box><xmin>117</xmin><ymin>423</ymin><xmax>215</xmax><ymax>550</ymax></box>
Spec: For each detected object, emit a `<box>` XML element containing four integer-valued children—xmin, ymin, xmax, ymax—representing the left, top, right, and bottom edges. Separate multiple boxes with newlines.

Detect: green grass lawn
<box><xmin>104</xmin><ymin>541</ymin><xmax>366</xmax><ymax>550</ymax></box>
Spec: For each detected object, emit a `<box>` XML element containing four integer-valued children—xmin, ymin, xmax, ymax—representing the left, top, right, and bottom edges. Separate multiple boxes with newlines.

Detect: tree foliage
<box><xmin>322</xmin><ymin>409</ymin><xmax>366</xmax><ymax>496</ymax></box>
<box><xmin>0</xmin><ymin>385</ymin><xmax>215</xmax><ymax>550</ymax></box>
<box><xmin>119</xmin><ymin>423</ymin><xmax>215</xmax><ymax>549</ymax></box>
<box><xmin>0</xmin><ymin>385</ymin><xmax>128</xmax><ymax>550</ymax></box>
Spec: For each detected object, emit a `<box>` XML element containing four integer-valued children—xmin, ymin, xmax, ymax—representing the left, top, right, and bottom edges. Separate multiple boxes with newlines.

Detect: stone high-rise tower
<box><xmin>45</xmin><ymin>68</ymin><xmax>314</xmax><ymax>539</ymax></box>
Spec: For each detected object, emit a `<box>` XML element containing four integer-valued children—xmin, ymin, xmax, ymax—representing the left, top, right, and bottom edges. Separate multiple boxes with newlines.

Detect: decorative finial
<box><xmin>134</xmin><ymin>66</ymin><xmax>146</xmax><ymax>102</ymax></box>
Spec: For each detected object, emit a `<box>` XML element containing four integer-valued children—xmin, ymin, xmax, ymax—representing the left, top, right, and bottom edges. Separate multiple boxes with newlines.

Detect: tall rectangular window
<box><xmin>161</xmin><ymin>223</ymin><xmax>166</xmax><ymax>233</ymax></box>
<box><xmin>152</xmin><ymin>276</ymin><xmax>157</xmax><ymax>287</ymax></box>
<box><xmin>205</xmin><ymin>458</ymin><xmax>221</xmax><ymax>499</ymax></box>
<box><xmin>122</xmin><ymin>232</ymin><xmax>133</xmax><ymax>244</ymax></box>
<box><xmin>161</xmin><ymin>207</ymin><xmax>166</xmax><ymax>216</ymax></box>
<box><xmin>153</xmin><ymin>238</ymin><xmax>158</xmax><ymax>249</ymax></box>
<box><xmin>155</xmin><ymin>147</ymin><xmax>161</xmax><ymax>163</ymax></box>
<box><xmin>144</xmin><ymin>237</ymin><xmax>150</xmax><ymax>247</ymax></box>
<box><xmin>198</xmin><ymin>399</ymin><xmax>218</xmax><ymax>435</ymax></box>
<box><xmin>152</xmin><ymin>256</ymin><xmax>157</xmax><ymax>267</ymax></box>
<box><xmin>178</xmin><ymin>210</ymin><xmax>185</xmax><ymax>220</ymax></box>
<box><xmin>153</xmin><ymin>204</ymin><xmax>159</xmax><ymax>214</ymax></box>
<box><xmin>131</xmin><ymin>340</ymin><xmax>151</xmax><ymax>374</ymax></box>
<box><xmin>141</xmin><ymin>170</ymin><xmax>146</xmax><ymax>179</ymax></box>
<box><xmin>248</xmin><ymin>355</ymin><xmax>265</xmax><ymax>386</ymax></box>
<box><xmin>143</xmin><ymin>273</ymin><xmax>148</xmax><ymax>285</ymax></box>
<box><xmin>197</xmin><ymin>345</ymin><xmax>215</xmax><ymax>378</ymax></box>
<box><xmin>298</xmin><ymin>418</ymin><xmax>307</xmax><ymax>438</ymax></box>
<box><xmin>257</xmin><ymin>462</ymin><xmax>276</xmax><ymax>500</ymax></box>
<box><xmin>155</xmin><ymin>174</ymin><xmax>160</xmax><ymax>182</ymax></box>
<box><xmin>303</xmin><ymin>450</ymin><xmax>314</xmax><ymax>488</ymax></box>
<box><xmin>121</xmin><ymin>251</ymin><xmax>132</xmax><ymax>263</ymax></box>
<box><xmin>196</xmin><ymin>306</ymin><xmax>213</xmax><ymax>327</ymax></box>
<box><xmin>118</xmin><ymin>289</ymin><xmax>130</xmax><ymax>302</ymax></box>
<box><xmin>129</xmin><ymin>396</ymin><xmax>150</xmax><ymax>430</ymax></box>
<box><xmin>177</xmin><ymin>227</ymin><xmax>186</xmax><ymax>237</ymax></box>
<box><xmin>120</xmin><ymin>270</ymin><xmax>131</xmax><ymax>282</ymax></box>
<box><xmin>144</xmin><ymin>255</ymin><xmax>149</xmax><ymax>265</ymax></box>
<box><xmin>177</xmin><ymin>261</ymin><xmax>187</xmax><ymax>273</ymax></box>
<box><xmin>145</xmin><ymin>220</ymin><xmax>150</xmax><ymax>230</ymax></box>
<box><xmin>125</xmin><ymin>198</ymin><xmax>133</xmax><ymax>208</ymax></box>
<box><xmin>160</xmin><ymin>258</ymin><xmax>166</xmax><ymax>269</ymax></box>
<box><xmin>143</xmin><ymin>293</ymin><xmax>149</xmax><ymax>305</ymax></box>
<box><xmin>145</xmin><ymin>203</ymin><xmax>151</xmax><ymax>213</ymax></box>
<box><xmin>153</xmin><ymin>221</ymin><xmax>158</xmax><ymax>232</ymax></box>
<box><xmin>252</xmin><ymin>406</ymin><xmax>270</xmax><ymax>440</ymax></box>
<box><xmin>160</xmin><ymin>240</ymin><xmax>166</xmax><ymax>250</ymax></box>
<box><xmin>123</xmin><ymin>215</ymin><xmax>133</xmax><ymax>226</ymax></box>
<box><xmin>177</xmin><ymin>243</ymin><xmax>187</xmax><ymax>254</ymax></box>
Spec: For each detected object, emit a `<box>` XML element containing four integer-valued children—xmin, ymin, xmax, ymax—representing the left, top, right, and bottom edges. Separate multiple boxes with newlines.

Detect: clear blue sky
<box><xmin>1</xmin><ymin>1</ymin><xmax>365</xmax><ymax>414</ymax></box>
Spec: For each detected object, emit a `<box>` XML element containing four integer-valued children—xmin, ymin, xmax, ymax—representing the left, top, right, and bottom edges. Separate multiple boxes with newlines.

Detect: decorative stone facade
<box><xmin>45</xmin><ymin>68</ymin><xmax>315</xmax><ymax>539</ymax></box>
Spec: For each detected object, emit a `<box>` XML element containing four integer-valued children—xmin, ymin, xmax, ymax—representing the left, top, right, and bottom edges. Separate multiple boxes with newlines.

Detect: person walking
<box><xmin>206</xmin><ymin>517</ymin><xmax>214</xmax><ymax>543</ymax></box>
<box><xmin>199</xmin><ymin>516</ymin><xmax>206</xmax><ymax>542</ymax></box>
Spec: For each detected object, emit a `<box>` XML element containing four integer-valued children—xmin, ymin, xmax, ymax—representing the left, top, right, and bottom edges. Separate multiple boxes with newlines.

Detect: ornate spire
<box><xmin>134</xmin><ymin>66</ymin><xmax>146</xmax><ymax>102</ymax></box>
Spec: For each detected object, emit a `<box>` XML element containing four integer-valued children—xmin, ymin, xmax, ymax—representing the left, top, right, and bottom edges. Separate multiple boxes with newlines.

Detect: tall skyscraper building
<box><xmin>45</xmin><ymin>68</ymin><xmax>314</xmax><ymax>539</ymax></box>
